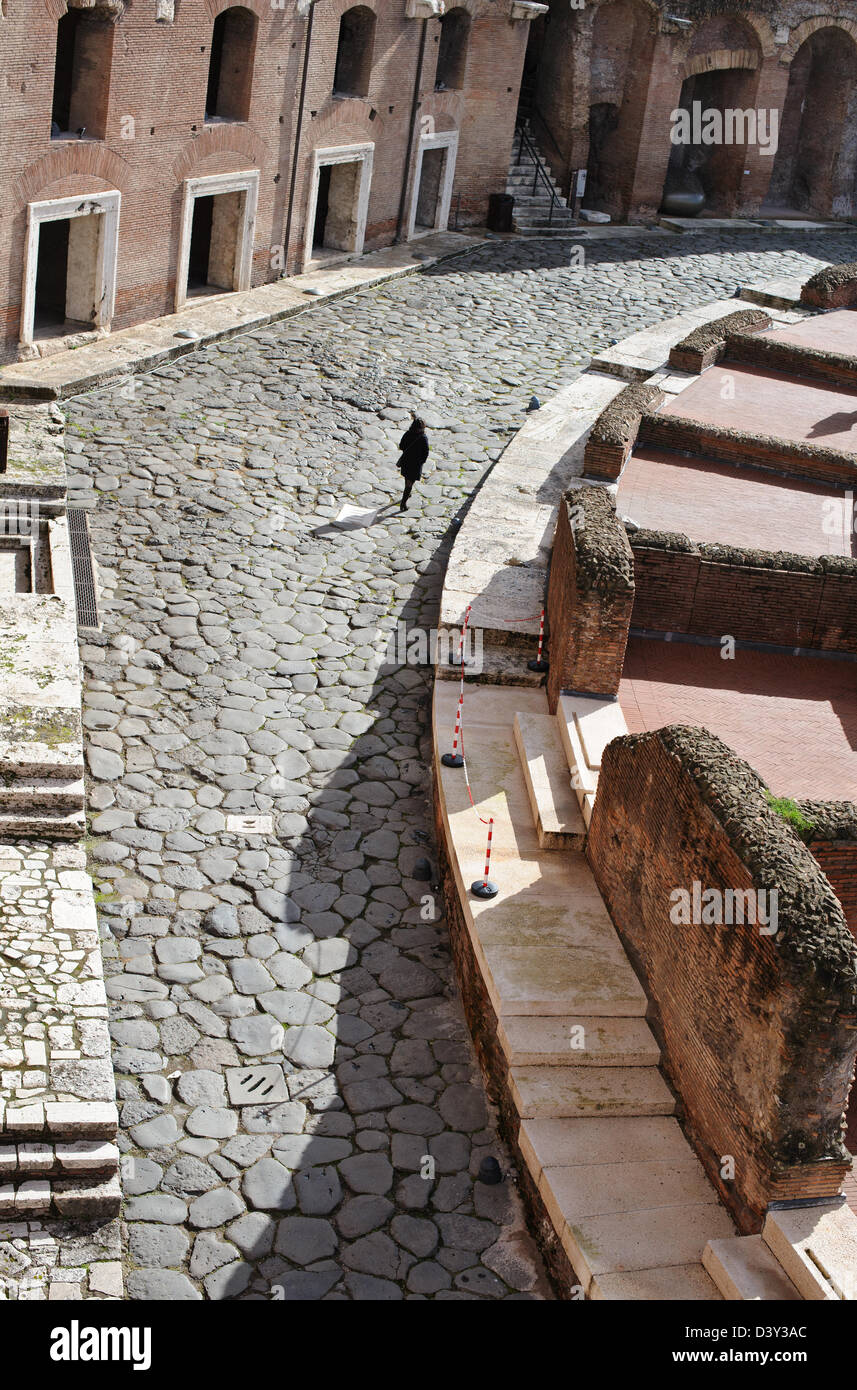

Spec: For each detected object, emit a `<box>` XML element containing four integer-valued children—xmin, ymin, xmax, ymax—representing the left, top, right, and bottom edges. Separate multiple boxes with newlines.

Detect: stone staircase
<box><xmin>506</xmin><ymin>126</ymin><xmax>577</xmax><ymax>235</ymax></box>
<box><xmin>0</xmin><ymin>751</ymin><xmax>85</xmax><ymax>839</ymax></box>
<box><xmin>436</xmin><ymin>682</ymin><xmax>737</xmax><ymax>1297</ymax></box>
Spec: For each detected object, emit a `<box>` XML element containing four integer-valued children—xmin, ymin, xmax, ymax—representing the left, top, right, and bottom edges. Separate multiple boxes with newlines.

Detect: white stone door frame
<box><xmin>21</xmin><ymin>190</ymin><xmax>121</xmax><ymax>349</ymax></box>
<box><xmin>406</xmin><ymin>129</ymin><xmax>459</xmax><ymax>240</ymax></box>
<box><xmin>175</xmin><ymin>169</ymin><xmax>260</xmax><ymax>311</ymax></box>
<box><xmin>303</xmin><ymin>142</ymin><xmax>375</xmax><ymax>270</ymax></box>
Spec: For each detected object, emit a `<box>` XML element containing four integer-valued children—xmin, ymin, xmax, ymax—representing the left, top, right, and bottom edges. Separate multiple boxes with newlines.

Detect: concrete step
<box><xmin>703</xmin><ymin>1235</ymin><xmax>802</xmax><ymax>1301</ymax></box>
<box><xmin>498</xmin><ymin>1014</ymin><xmax>660</xmax><ymax>1066</ymax></box>
<box><xmin>513</xmin><ymin>711</ymin><xmax>586</xmax><ymax>849</ymax></box>
<box><xmin>0</xmin><ymin>777</ymin><xmax>84</xmax><ymax>811</ymax></box>
<box><xmin>0</xmin><ymin>807</ymin><xmax>86</xmax><ymax>839</ymax></box>
<box><xmin>510</xmin><ymin>1064</ymin><xmax>676</xmax><ymax>1119</ymax></box>
<box><xmin>762</xmin><ymin>1199</ymin><xmax>857</xmax><ymax>1301</ymax></box>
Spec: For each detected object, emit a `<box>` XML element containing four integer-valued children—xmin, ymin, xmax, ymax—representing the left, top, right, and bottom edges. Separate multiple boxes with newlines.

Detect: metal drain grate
<box><xmin>67</xmin><ymin>508</ymin><xmax>100</xmax><ymax>630</ymax></box>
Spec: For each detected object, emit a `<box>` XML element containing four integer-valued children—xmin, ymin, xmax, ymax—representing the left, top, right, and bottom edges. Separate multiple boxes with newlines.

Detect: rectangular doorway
<box><xmin>407</xmin><ymin>130</ymin><xmax>459</xmax><ymax>241</ymax></box>
<box><xmin>304</xmin><ymin>144</ymin><xmax>374</xmax><ymax>269</ymax></box>
<box><xmin>22</xmin><ymin>191</ymin><xmax>121</xmax><ymax>351</ymax></box>
<box><xmin>415</xmin><ymin>147</ymin><xmax>447</xmax><ymax>232</ymax></box>
<box><xmin>175</xmin><ymin>171</ymin><xmax>260</xmax><ymax>312</ymax></box>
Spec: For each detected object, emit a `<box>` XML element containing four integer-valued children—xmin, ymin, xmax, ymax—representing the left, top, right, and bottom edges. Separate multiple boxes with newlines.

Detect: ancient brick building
<box><xmin>0</xmin><ymin>0</ymin><xmax>536</xmax><ymax>363</ymax></box>
<box><xmin>522</xmin><ymin>0</ymin><xmax>857</xmax><ymax>223</ymax></box>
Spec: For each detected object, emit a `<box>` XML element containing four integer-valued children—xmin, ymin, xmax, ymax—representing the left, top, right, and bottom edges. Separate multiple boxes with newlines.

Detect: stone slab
<box><xmin>563</xmin><ymin>1202</ymin><xmax>737</xmax><ymax>1289</ymax></box>
<box><xmin>591</xmin><ymin>1264</ymin><xmax>723</xmax><ymax>1300</ymax></box>
<box><xmin>513</xmin><ymin>712</ymin><xmax>586</xmax><ymax>848</ymax></box>
<box><xmin>703</xmin><ymin>1235</ymin><xmax>802</xmax><ymax>1301</ymax></box>
<box><xmin>498</xmin><ymin>1015</ymin><xmax>660</xmax><ymax>1067</ymax></box>
<box><xmin>510</xmin><ymin>1065</ymin><xmax>675</xmax><ymax>1119</ymax></box>
<box><xmin>763</xmin><ymin>1199</ymin><xmax>857</xmax><ymax>1301</ymax></box>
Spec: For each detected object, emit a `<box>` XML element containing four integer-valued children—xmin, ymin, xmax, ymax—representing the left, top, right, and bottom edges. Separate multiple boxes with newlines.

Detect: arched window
<box><xmin>205</xmin><ymin>6</ymin><xmax>258</xmax><ymax>122</ymax></box>
<box><xmin>51</xmin><ymin>7</ymin><xmax>114</xmax><ymax>139</ymax></box>
<box><xmin>333</xmin><ymin>6</ymin><xmax>376</xmax><ymax>99</ymax></box>
<box><xmin>435</xmin><ymin>8</ymin><xmax>470</xmax><ymax>92</ymax></box>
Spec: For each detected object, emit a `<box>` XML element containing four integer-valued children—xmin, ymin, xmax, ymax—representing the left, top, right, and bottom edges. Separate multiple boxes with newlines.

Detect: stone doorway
<box><xmin>21</xmin><ymin>191</ymin><xmax>121</xmax><ymax>352</ymax></box>
<box><xmin>175</xmin><ymin>170</ymin><xmax>259</xmax><ymax>311</ymax></box>
<box><xmin>304</xmin><ymin>144</ymin><xmax>374</xmax><ymax>269</ymax></box>
<box><xmin>766</xmin><ymin>27</ymin><xmax>857</xmax><ymax>219</ymax></box>
<box><xmin>407</xmin><ymin>131</ymin><xmax>458</xmax><ymax>241</ymax></box>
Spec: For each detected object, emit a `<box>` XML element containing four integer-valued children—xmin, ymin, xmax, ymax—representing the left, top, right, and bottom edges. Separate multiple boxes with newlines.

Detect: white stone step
<box><xmin>0</xmin><ymin>744</ymin><xmax>84</xmax><ymax>780</ymax></box>
<box><xmin>703</xmin><ymin>1235</ymin><xmax>802</xmax><ymax>1301</ymax></box>
<box><xmin>0</xmin><ymin>777</ymin><xmax>84</xmax><ymax>811</ymax></box>
<box><xmin>510</xmin><ymin>1064</ymin><xmax>675</xmax><ymax>1119</ymax></box>
<box><xmin>762</xmin><ymin>1200</ymin><xmax>857</xmax><ymax>1301</ymax></box>
<box><xmin>561</xmin><ymin>1201</ymin><xmax>736</xmax><ymax>1294</ymax></box>
<box><xmin>591</xmin><ymin>1265</ymin><xmax>723</xmax><ymax>1300</ymax></box>
<box><xmin>513</xmin><ymin>711</ymin><xmax>586</xmax><ymax>849</ymax></box>
<box><xmin>0</xmin><ymin>807</ymin><xmax>86</xmax><ymax>839</ymax></box>
<box><xmin>520</xmin><ymin>1115</ymin><xmax>701</xmax><ymax>1184</ymax></box>
<box><xmin>561</xmin><ymin>693</ymin><xmax>629</xmax><ymax>772</ymax></box>
<box><xmin>498</xmin><ymin>1014</ymin><xmax>660</xmax><ymax>1066</ymax></box>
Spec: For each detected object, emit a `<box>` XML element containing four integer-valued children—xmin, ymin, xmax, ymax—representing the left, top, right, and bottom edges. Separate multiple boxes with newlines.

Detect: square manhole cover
<box><xmin>226</xmin><ymin>814</ymin><xmax>274</xmax><ymax>835</ymax></box>
<box><xmin>226</xmin><ymin>1065</ymin><xmax>289</xmax><ymax>1105</ymax></box>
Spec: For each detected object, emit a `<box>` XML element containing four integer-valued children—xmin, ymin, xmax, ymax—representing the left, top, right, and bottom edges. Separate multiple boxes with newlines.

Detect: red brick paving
<box><xmin>619</xmin><ymin>636</ymin><xmax>857</xmax><ymax>801</ymax></box>
<box><xmin>766</xmin><ymin>308</ymin><xmax>857</xmax><ymax>356</ymax></box>
<box><xmin>661</xmin><ymin>361</ymin><xmax>857</xmax><ymax>450</ymax></box>
<box><xmin>618</xmin><ymin>447</ymin><xmax>854</xmax><ymax>558</ymax></box>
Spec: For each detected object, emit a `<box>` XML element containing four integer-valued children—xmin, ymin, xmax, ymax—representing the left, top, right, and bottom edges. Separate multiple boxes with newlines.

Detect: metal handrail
<box><xmin>514</xmin><ymin>119</ymin><xmax>565</xmax><ymax>226</ymax></box>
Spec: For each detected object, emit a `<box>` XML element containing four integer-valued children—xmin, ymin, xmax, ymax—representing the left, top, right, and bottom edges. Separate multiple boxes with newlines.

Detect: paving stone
<box><xmin>128</xmin><ymin>1222</ymin><xmax>190</xmax><ymax>1268</ymax></box>
<box><xmin>188</xmin><ymin>1188</ymin><xmax>246</xmax><ymax>1229</ymax></box>
<box><xmin>126</xmin><ymin>1269</ymin><xmax>202</xmax><ymax>1300</ymax></box>
<box><xmin>275</xmin><ymin>1216</ymin><xmax>338</xmax><ymax>1264</ymax></box>
<box><xmin>242</xmin><ymin>1157</ymin><xmax>296</xmax><ymax>1212</ymax></box>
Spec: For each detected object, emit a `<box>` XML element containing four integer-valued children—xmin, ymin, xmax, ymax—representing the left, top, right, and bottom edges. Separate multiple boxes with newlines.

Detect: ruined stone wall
<box><xmin>545</xmin><ymin>488</ymin><xmax>635</xmax><ymax>709</ymax></box>
<box><xmin>586</xmin><ymin>723</ymin><xmax>857</xmax><ymax>1230</ymax></box>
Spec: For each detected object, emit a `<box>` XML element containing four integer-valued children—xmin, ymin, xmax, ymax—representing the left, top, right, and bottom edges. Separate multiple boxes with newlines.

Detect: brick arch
<box><xmin>739</xmin><ymin>13</ymin><xmax>778</xmax><ymax>59</ymax></box>
<box><xmin>15</xmin><ymin>143</ymin><xmax>130</xmax><ymax>205</ymax></box>
<box><xmin>306</xmin><ymin>99</ymin><xmax>382</xmax><ymax>147</ymax></box>
<box><xmin>172</xmin><ymin>126</ymin><xmax>266</xmax><ymax>183</ymax></box>
<box><xmin>784</xmin><ymin>17</ymin><xmax>857</xmax><ymax>63</ymax></box>
<box><xmin>203</xmin><ymin>0</ymin><xmax>266</xmax><ymax>19</ymax></box>
<box><xmin>682</xmin><ymin>48</ymin><xmax>759</xmax><ymax>80</ymax></box>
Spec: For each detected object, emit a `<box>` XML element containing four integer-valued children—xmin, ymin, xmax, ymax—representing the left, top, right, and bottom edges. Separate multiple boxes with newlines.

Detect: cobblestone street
<box><xmin>62</xmin><ymin>229</ymin><xmax>857</xmax><ymax>1300</ymax></box>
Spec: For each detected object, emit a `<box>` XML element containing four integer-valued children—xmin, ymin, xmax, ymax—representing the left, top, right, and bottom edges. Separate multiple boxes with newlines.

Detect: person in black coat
<box><xmin>396</xmin><ymin>417</ymin><xmax>429</xmax><ymax>512</ymax></box>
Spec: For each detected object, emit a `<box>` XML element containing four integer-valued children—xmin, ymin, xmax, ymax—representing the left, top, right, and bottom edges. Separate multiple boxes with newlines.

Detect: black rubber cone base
<box><xmin>527</xmin><ymin>659</ymin><xmax>549</xmax><ymax>673</ymax></box>
<box><xmin>471</xmin><ymin>880</ymin><xmax>499</xmax><ymax>898</ymax></box>
<box><xmin>442</xmin><ymin>753</ymin><xmax>464</xmax><ymax>768</ymax></box>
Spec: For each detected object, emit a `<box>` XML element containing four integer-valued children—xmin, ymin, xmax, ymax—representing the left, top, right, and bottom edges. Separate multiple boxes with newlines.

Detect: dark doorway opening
<box><xmin>34</xmin><ymin>219</ymin><xmax>71</xmax><ymax>331</ymax></box>
<box><xmin>313</xmin><ymin>165</ymin><xmax>332</xmax><ymax>249</ymax></box>
<box><xmin>188</xmin><ymin>195</ymin><xmax>215</xmax><ymax>291</ymax></box>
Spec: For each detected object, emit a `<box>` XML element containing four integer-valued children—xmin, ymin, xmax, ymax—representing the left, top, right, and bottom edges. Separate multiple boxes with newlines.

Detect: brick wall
<box><xmin>799</xmin><ymin>801</ymin><xmax>857</xmax><ymax>941</ymax></box>
<box><xmin>629</xmin><ymin>535</ymin><xmax>857</xmax><ymax>653</ymax></box>
<box><xmin>0</xmin><ymin>0</ymin><xmax>526</xmax><ymax>359</ymax></box>
<box><xmin>545</xmin><ymin>488</ymin><xmax>635</xmax><ymax>710</ymax></box>
<box><xmin>725</xmin><ymin>331</ymin><xmax>857</xmax><ymax>390</ymax></box>
<box><xmin>586</xmin><ymin>724</ymin><xmax>857</xmax><ymax>1230</ymax></box>
<box><xmin>639</xmin><ymin>411</ymin><xmax>857</xmax><ymax>489</ymax></box>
